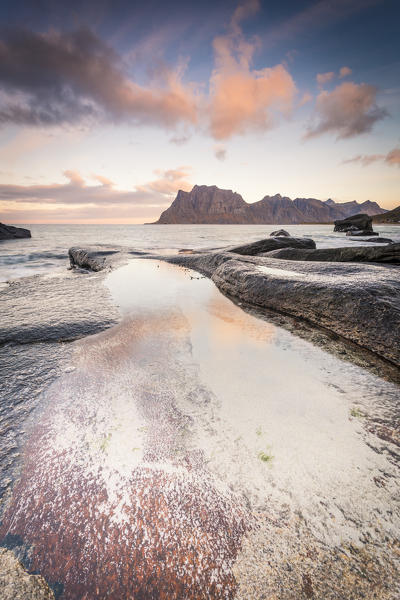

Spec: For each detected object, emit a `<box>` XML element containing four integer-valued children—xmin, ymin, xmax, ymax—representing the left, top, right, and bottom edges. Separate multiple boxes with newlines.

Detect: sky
<box><xmin>0</xmin><ymin>0</ymin><xmax>399</xmax><ymax>224</ymax></box>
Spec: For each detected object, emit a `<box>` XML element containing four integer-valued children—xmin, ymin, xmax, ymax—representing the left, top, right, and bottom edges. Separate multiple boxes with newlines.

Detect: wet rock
<box><xmin>348</xmin><ymin>237</ymin><xmax>394</xmax><ymax>244</ymax></box>
<box><xmin>345</xmin><ymin>230</ymin><xmax>377</xmax><ymax>236</ymax></box>
<box><xmin>334</xmin><ymin>213</ymin><xmax>372</xmax><ymax>232</ymax></box>
<box><xmin>166</xmin><ymin>250</ymin><xmax>400</xmax><ymax>366</ymax></box>
<box><xmin>263</xmin><ymin>244</ymin><xmax>400</xmax><ymax>264</ymax></box>
<box><xmin>270</xmin><ymin>229</ymin><xmax>290</xmax><ymax>237</ymax></box>
<box><xmin>0</xmin><ymin>548</ymin><xmax>54</xmax><ymax>599</ymax></box>
<box><xmin>0</xmin><ymin>223</ymin><xmax>31</xmax><ymax>240</ymax></box>
<box><xmin>68</xmin><ymin>247</ymin><xmax>118</xmax><ymax>272</ymax></box>
<box><xmin>229</xmin><ymin>236</ymin><xmax>316</xmax><ymax>256</ymax></box>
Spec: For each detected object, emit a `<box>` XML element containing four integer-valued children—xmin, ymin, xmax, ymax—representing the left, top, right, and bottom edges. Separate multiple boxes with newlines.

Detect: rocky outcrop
<box><xmin>153</xmin><ymin>186</ymin><xmax>387</xmax><ymax>225</ymax></box>
<box><xmin>373</xmin><ymin>205</ymin><xmax>400</xmax><ymax>223</ymax></box>
<box><xmin>229</xmin><ymin>236</ymin><xmax>316</xmax><ymax>256</ymax></box>
<box><xmin>334</xmin><ymin>214</ymin><xmax>373</xmax><ymax>232</ymax></box>
<box><xmin>165</xmin><ymin>250</ymin><xmax>400</xmax><ymax>366</ymax></box>
<box><xmin>263</xmin><ymin>244</ymin><xmax>400</xmax><ymax>263</ymax></box>
<box><xmin>270</xmin><ymin>229</ymin><xmax>290</xmax><ymax>237</ymax></box>
<box><xmin>68</xmin><ymin>247</ymin><xmax>119</xmax><ymax>271</ymax></box>
<box><xmin>0</xmin><ymin>223</ymin><xmax>31</xmax><ymax>240</ymax></box>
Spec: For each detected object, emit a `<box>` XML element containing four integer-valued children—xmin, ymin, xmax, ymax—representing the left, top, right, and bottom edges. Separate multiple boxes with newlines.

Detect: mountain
<box><xmin>153</xmin><ymin>185</ymin><xmax>387</xmax><ymax>224</ymax></box>
<box><xmin>372</xmin><ymin>205</ymin><xmax>400</xmax><ymax>223</ymax></box>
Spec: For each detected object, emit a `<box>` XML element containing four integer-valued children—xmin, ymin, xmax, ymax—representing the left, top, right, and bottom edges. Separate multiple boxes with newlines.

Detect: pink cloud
<box><xmin>385</xmin><ymin>147</ymin><xmax>400</xmax><ymax>167</ymax></box>
<box><xmin>342</xmin><ymin>147</ymin><xmax>400</xmax><ymax>168</ymax></box>
<box><xmin>137</xmin><ymin>166</ymin><xmax>193</xmax><ymax>196</ymax></box>
<box><xmin>316</xmin><ymin>71</ymin><xmax>335</xmax><ymax>87</ymax></box>
<box><xmin>339</xmin><ymin>66</ymin><xmax>352</xmax><ymax>78</ymax></box>
<box><xmin>305</xmin><ymin>81</ymin><xmax>387</xmax><ymax>139</ymax></box>
<box><xmin>208</xmin><ymin>1</ymin><xmax>296</xmax><ymax>140</ymax></box>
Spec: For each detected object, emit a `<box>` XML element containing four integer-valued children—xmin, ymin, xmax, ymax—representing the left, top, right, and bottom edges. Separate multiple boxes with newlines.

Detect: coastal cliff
<box><xmin>154</xmin><ymin>185</ymin><xmax>386</xmax><ymax>224</ymax></box>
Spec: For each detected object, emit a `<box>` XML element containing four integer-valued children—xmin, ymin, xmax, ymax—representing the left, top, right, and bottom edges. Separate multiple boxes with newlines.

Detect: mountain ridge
<box><xmin>154</xmin><ymin>185</ymin><xmax>387</xmax><ymax>224</ymax></box>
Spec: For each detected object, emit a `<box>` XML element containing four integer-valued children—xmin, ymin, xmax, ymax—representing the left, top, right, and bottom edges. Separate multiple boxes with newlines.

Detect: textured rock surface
<box><xmin>345</xmin><ymin>230</ymin><xmax>377</xmax><ymax>236</ymax></box>
<box><xmin>348</xmin><ymin>236</ymin><xmax>394</xmax><ymax>244</ymax></box>
<box><xmin>154</xmin><ymin>185</ymin><xmax>386</xmax><ymax>224</ymax></box>
<box><xmin>270</xmin><ymin>229</ymin><xmax>290</xmax><ymax>236</ymax></box>
<box><xmin>165</xmin><ymin>251</ymin><xmax>400</xmax><ymax>366</ymax></box>
<box><xmin>0</xmin><ymin>223</ymin><xmax>31</xmax><ymax>240</ymax></box>
<box><xmin>229</xmin><ymin>236</ymin><xmax>316</xmax><ymax>256</ymax></box>
<box><xmin>334</xmin><ymin>214</ymin><xmax>373</xmax><ymax>232</ymax></box>
<box><xmin>264</xmin><ymin>244</ymin><xmax>400</xmax><ymax>263</ymax></box>
<box><xmin>0</xmin><ymin>548</ymin><xmax>54</xmax><ymax>599</ymax></box>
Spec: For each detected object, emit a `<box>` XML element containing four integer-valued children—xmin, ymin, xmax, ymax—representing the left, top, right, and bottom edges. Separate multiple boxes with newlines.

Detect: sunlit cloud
<box><xmin>339</xmin><ymin>66</ymin><xmax>352</xmax><ymax>78</ymax></box>
<box><xmin>0</xmin><ymin>167</ymin><xmax>195</xmax><ymax>223</ymax></box>
<box><xmin>208</xmin><ymin>0</ymin><xmax>296</xmax><ymax>140</ymax></box>
<box><xmin>305</xmin><ymin>82</ymin><xmax>387</xmax><ymax>139</ymax></box>
<box><xmin>316</xmin><ymin>71</ymin><xmax>334</xmax><ymax>87</ymax></box>
<box><xmin>343</xmin><ymin>147</ymin><xmax>400</xmax><ymax>168</ymax></box>
<box><xmin>0</xmin><ymin>28</ymin><xmax>198</xmax><ymax>129</ymax></box>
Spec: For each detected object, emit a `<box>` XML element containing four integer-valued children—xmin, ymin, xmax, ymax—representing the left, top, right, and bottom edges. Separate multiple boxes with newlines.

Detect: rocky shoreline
<box><xmin>69</xmin><ymin>238</ymin><xmax>400</xmax><ymax>368</ymax></box>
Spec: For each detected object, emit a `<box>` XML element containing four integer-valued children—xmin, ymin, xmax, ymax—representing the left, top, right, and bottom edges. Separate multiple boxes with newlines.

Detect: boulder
<box><xmin>270</xmin><ymin>229</ymin><xmax>290</xmax><ymax>237</ymax></box>
<box><xmin>345</xmin><ymin>230</ymin><xmax>377</xmax><ymax>236</ymax></box>
<box><xmin>0</xmin><ymin>223</ymin><xmax>31</xmax><ymax>240</ymax></box>
<box><xmin>229</xmin><ymin>236</ymin><xmax>316</xmax><ymax>256</ymax></box>
<box><xmin>334</xmin><ymin>213</ymin><xmax>372</xmax><ymax>232</ymax></box>
<box><xmin>262</xmin><ymin>244</ymin><xmax>400</xmax><ymax>264</ymax></box>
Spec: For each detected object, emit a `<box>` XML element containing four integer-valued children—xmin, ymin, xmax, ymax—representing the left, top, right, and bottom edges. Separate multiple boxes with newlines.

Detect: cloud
<box><xmin>137</xmin><ymin>166</ymin><xmax>192</xmax><ymax>195</ymax></box>
<box><xmin>342</xmin><ymin>147</ymin><xmax>400</xmax><ymax>168</ymax></box>
<box><xmin>214</xmin><ymin>145</ymin><xmax>227</xmax><ymax>161</ymax></box>
<box><xmin>316</xmin><ymin>71</ymin><xmax>334</xmax><ymax>87</ymax></box>
<box><xmin>0</xmin><ymin>28</ymin><xmax>198</xmax><ymax>129</ymax></box>
<box><xmin>208</xmin><ymin>0</ymin><xmax>296</xmax><ymax>140</ymax></box>
<box><xmin>385</xmin><ymin>147</ymin><xmax>400</xmax><ymax>167</ymax></box>
<box><xmin>339</xmin><ymin>66</ymin><xmax>352</xmax><ymax>78</ymax></box>
<box><xmin>305</xmin><ymin>82</ymin><xmax>387</xmax><ymax>139</ymax></box>
<box><xmin>299</xmin><ymin>92</ymin><xmax>313</xmax><ymax>106</ymax></box>
<box><xmin>0</xmin><ymin>167</ymin><xmax>194</xmax><ymax>222</ymax></box>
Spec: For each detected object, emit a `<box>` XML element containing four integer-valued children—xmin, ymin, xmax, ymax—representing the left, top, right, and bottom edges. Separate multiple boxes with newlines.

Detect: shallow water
<box><xmin>1</xmin><ymin>223</ymin><xmax>399</xmax><ymax>281</ymax></box>
<box><xmin>1</xmin><ymin>259</ymin><xmax>398</xmax><ymax>598</ymax></box>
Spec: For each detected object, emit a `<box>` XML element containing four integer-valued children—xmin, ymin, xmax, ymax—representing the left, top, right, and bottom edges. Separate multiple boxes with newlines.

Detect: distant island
<box><xmin>153</xmin><ymin>185</ymin><xmax>387</xmax><ymax>225</ymax></box>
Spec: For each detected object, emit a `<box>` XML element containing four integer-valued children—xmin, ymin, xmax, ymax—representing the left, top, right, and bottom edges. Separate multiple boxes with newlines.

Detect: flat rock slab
<box><xmin>263</xmin><ymin>244</ymin><xmax>400</xmax><ymax>264</ymax></box>
<box><xmin>166</xmin><ymin>251</ymin><xmax>400</xmax><ymax>366</ymax></box>
<box><xmin>229</xmin><ymin>236</ymin><xmax>316</xmax><ymax>256</ymax></box>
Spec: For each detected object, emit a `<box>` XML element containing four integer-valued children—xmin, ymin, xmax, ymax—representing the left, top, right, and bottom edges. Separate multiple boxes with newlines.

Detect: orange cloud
<box><xmin>385</xmin><ymin>148</ymin><xmax>400</xmax><ymax>167</ymax></box>
<box><xmin>137</xmin><ymin>166</ymin><xmax>193</xmax><ymax>196</ymax></box>
<box><xmin>209</xmin><ymin>1</ymin><xmax>296</xmax><ymax>140</ymax></box>
<box><xmin>306</xmin><ymin>81</ymin><xmax>387</xmax><ymax>139</ymax></box>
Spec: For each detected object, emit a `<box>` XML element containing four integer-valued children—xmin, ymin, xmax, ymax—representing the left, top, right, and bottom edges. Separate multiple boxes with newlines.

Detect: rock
<box><xmin>348</xmin><ymin>237</ymin><xmax>394</xmax><ymax>244</ymax></box>
<box><xmin>165</xmin><ymin>250</ymin><xmax>400</xmax><ymax>366</ymax></box>
<box><xmin>270</xmin><ymin>229</ymin><xmax>290</xmax><ymax>237</ymax></box>
<box><xmin>0</xmin><ymin>223</ymin><xmax>31</xmax><ymax>240</ymax></box>
<box><xmin>229</xmin><ymin>236</ymin><xmax>316</xmax><ymax>256</ymax></box>
<box><xmin>373</xmin><ymin>205</ymin><xmax>400</xmax><ymax>223</ymax></box>
<box><xmin>261</xmin><ymin>244</ymin><xmax>400</xmax><ymax>264</ymax></box>
<box><xmin>345</xmin><ymin>230</ymin><xmax>377</xmax><ymax>236</ymax></box>
<box><xmin>334</xmin><ymin>213</ymin><xmax>372</xmax><ymax>232</ymax></box>
<box><xmin>68</xmin><ymin>247</ymin><xmax>119</xmax><ymax>271</ymax></box>
<box><xmin>0</xmin><ymin>548</ymin><xmax>54</xmax><ymax>599</ymax></box>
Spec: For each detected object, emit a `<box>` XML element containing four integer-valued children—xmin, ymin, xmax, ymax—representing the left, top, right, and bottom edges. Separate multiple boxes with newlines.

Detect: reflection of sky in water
<box><xmin>106</xmin><ymin>259</ymin><xmax>400</xmax><ymax>546</ymax></box>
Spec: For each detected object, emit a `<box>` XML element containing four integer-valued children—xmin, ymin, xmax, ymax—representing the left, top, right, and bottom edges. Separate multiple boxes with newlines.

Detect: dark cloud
<box><xmin>0</xmin><ymin>28</ymin><xmax>197</xmax><ymax>127</ymax></box>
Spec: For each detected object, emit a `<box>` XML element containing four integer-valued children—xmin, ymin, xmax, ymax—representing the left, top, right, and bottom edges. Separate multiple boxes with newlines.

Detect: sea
<box><xmin>1</xmin><ymin>223</ymin><xmax>399</xmax><ymax>282</ymax></box>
